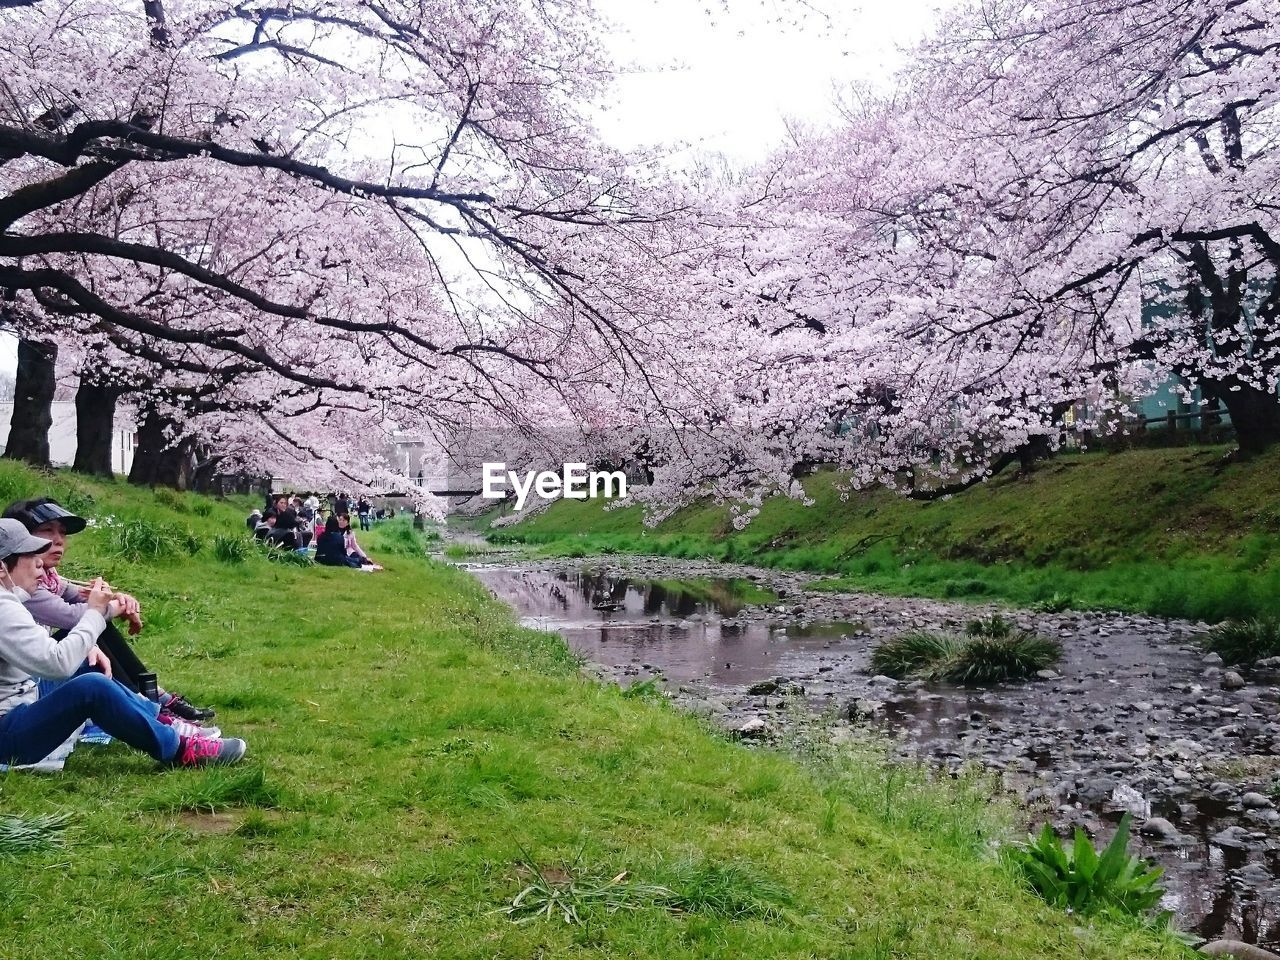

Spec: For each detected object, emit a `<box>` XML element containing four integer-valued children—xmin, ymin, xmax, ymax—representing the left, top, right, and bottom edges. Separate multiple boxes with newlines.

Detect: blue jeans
<box><xmin>0</xmin><ymin>666</ymin><xmax>179</xmax><ymax>765</ymax></box>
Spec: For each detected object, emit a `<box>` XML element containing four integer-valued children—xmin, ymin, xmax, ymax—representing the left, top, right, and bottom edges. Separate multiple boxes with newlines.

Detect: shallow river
<box><xmin>459</xmin><ymin>552</ymin><xmax>1280</xmax><ymax>946</ymax></box>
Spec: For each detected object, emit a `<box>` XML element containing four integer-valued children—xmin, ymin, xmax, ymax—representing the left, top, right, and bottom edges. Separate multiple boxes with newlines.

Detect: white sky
<box><xmin>0</xmin><ymin>0</ymin><xmax>957</xmax><ymax>385</ymax></box>
<box><xmin>594</xmin><ymin>0</ymin><xmax>956</xmax><ymax>164</ymax></box>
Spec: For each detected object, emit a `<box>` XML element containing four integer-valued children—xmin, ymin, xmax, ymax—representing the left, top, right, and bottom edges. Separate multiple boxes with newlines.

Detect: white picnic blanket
<box><xmin>0</xmin><ymin>722</ymin><xmax>86</xmax><ymax>773</ymax></box>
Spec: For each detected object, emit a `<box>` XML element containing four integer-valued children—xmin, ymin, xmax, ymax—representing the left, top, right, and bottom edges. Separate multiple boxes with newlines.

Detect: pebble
<box><xmin>1139</xmin><ymin>817</ymin><xmax>1180</xmax><ymax>840</ymax></box>
<box><xmin>737</xmin><ymin>717</ymin><xmax>767</xmax><ymax>738</ymax></box>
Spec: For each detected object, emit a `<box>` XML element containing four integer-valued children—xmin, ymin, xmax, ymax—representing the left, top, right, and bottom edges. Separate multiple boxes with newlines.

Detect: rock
<box><xmin>1233</xmin><ymin>863</ymin><xmax>1272</xmax><ymax>887</ymax></box>
<box><xmin>736</xmin><ymin>717</ymin><xmax>767</xmax><ymax>738</ymax></box>
<box><xmin>846</xmin><ymin>698</ymin><xmax>886</xmax><ymax>720</ymax></box>
<box><xmin>1242</xmin><ymin>792</ymin><xmax>1274</xmax><ymax>809</ymax></box>
<box><xmin>1138</xmin><ymin>817</ymin><xmax>1180</xmax><ymax>840</ymax></box>
<box><xmin>1109</xmin><ymin>784</ymin><xmax>1146</xmax><ymax>814</ymax></box>
<box><xmin>1166</xmin><ymin>738</ymin><xmax>1204</xmax><ymax>760</ymax></box>
<box><xmin>1076</xmin><ymin>777</ymin><xmax>1118</xmax><ymax>803</ymax></box>
<box><xmin>1212</xmin><ymin>825</ymin><xmax>1255</xmax><ymax>850</ymax></box>
<box><xmin>1203</xmin><ymin>652</ymin><xmax>1225</xmax><ymax>666</ymax></box>
<box><xmin>745</xmin><ymin>679</ymin><xmax>779</xmax><ymax>696</ymax></box>
<box><xmin>1223</xmin><ymin>670</ymin><xmax>1247</xmax><ymax>690</ymax></box>
<box><xmin>868</xmin><ymin>675</ymin><xmax>899</xmax><ymax>687</ymax></box>
<box><xmin>1035</xmin><ymin>669</ymin><xmax>1060</xmax><ymax>680</ymax></box>
<box><xmin>1201</xmin><ymin>940</ymin><xmax>1280</xmax><ymax>960</ymax></box>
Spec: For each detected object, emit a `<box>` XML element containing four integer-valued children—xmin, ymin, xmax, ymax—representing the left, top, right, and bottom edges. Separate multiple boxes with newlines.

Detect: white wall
<box><xmin>0</xmin><ymin>400</ymin><xmax>136</xmax><ymax>475</ymax></box>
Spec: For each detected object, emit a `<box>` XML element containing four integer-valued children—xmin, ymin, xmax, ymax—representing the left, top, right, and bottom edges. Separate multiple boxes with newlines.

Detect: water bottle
<box><xmin>138</xmin><ymin>672</ymin><xmax>159</xmax><ymax>702</ymax></box>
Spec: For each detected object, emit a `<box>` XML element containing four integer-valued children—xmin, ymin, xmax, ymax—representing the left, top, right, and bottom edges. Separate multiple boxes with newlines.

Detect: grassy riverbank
<box><xmin>0</xmin><ymin>462</ymin><xmax>1185</xmax><ymax>958</ymax></box>
<box><xmin>491</xmin><ymin>446</ymin><xmax>1280</xmax><ymax>623</ymax></box>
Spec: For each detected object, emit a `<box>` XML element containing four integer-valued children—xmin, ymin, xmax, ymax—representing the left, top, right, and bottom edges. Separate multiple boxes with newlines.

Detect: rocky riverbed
<box><xmin>455</xmin><ymin>551</ymin><xmax>1280</xmax><ymax>946</ymax></box>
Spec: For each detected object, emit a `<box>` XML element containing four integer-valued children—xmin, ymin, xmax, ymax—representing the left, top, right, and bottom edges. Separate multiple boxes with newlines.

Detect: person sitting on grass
<box><xmin>0</xmin><ymin>519</ymin><xmax>246</xmax><ymax>768</ymax></box>
<box><xmin>267</xmin><ymin>495</ymin><xmax>301</xmax><ymax>550</ymax></box>
<box><xmin>253</xmin><ymin>512</ymin><xmax>275</xmax><ymax>543</ymax></box>
<box><xmin>315</xmin><ymin>516</ymin><xmax>362</xmax><ymax>567</ymax></box>
<box><xmin>339</xmin><ymin>513</ymin><xmax>382</xmax><ymax>570</ymax></box>
<box><xmin>3</xmin><ymin>498</ymin><xmax>217</xmax><ymax>730</ymax></box>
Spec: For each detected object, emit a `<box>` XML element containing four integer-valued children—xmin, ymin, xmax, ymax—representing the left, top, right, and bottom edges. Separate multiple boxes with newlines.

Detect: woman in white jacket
<box><xmin>0</xmin><ymin>519</ymin><xmax>245</xmax><ymax>768</ymax></box>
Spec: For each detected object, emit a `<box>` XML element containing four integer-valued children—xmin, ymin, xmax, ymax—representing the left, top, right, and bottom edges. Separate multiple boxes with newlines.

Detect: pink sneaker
<box><xmin>170</xmin><ymin>735</ymin><xmax>247</xmax><ymax>767</ymax></box>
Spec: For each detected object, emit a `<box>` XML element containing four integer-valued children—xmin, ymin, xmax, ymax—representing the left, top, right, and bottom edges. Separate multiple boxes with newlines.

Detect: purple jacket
<box><xmin>24</xmin><ymin>572</ymin><xmax>88</xmax><ymax>632</ymax></box>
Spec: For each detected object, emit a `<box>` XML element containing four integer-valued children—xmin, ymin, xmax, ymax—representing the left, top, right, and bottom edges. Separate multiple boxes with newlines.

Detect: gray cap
<box><xmin>0</xmin><ymin>518</ymin><xmax>53</xmax><ymax>559</ymax></box>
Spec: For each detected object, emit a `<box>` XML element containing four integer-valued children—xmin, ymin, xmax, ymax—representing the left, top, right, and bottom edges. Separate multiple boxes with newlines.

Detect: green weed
<box><xmin>965</xmin><ymin>614</ymin><xmax>1015</xmax><ymax>639</ymax></box>
<box><xmin>500</xmin><ymin>862</ymin><xmax>673</xmax><ymax>925</ymax></box>
<box><xmin>212</xmin><ymin>534</ymin><xmax>252</xmax><ymax>564</ymax></box>
<box><xmin>1032</xmin><ymin>593</ymin><xmax>1074</xmax><ymax>613</ymax></box>
<box><xmin>0</xmin><ymin>813</ymin><xmax>73</xmax><ymax>855</ymax></box>
<box><xmin>657</xmin><ymin>859</ymin><xmax>794</xmax><ymax>922</ymax></box>
<box><xmin>1202</xmin><ymin>617</ymin><xmax>1280</xmax><ymax>664</ymax></box>
<box><xmin>258</xmin><ymin>543</ymin><xmax>314</xmax><ymax>566</ymax></box>
<box><xmin>108</xmin><ymin>518</ymin><xmax>185</xmax><ymax>560</ymax></box>
<box><xmin>871</xmin><ymin>630</ymin><xmax>1061</xmax><ymax>682</ymax></box>
<box><xmin>1004</xmin><ymin>815</ymin><xmax>1166</xmax><ymax>922</ymax></box>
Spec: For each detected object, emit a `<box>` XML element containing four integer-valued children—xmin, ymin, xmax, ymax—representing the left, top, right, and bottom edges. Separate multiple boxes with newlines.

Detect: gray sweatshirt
<box><xmin>0</xmin><ymin>586</ymin><xmax>106</xmax><ymax>716</ymax></box>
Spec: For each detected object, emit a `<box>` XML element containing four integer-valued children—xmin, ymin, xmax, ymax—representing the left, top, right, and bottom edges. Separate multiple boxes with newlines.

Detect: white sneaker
<box><xmin>158</xmin><ymin>712</ymin><xmax>221</xmax><ymax>740</ymax></box>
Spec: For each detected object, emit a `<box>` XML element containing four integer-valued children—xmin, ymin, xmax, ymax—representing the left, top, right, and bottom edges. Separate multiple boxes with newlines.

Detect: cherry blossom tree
<box><xmin>0</xmin><ymin>0</ymin><xmax>703</xmax><ymax>486</ymax></box>
<box><xmin>671</xmin><ymin>0</ymin><xmax>1280</xmax><ymax>510</ymax></box>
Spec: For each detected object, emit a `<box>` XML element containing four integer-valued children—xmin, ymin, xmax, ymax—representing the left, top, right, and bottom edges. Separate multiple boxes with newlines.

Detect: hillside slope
<box><xmin>494</xmin><ymin>447</ymin><xmax>1280</xmax><ymax>621</ymax></box>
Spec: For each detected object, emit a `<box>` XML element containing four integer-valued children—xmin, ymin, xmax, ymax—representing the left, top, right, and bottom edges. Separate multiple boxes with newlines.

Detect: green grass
<box><xmin>1201</xmin><ymin>617</ymin><xmax>1280</xmax><ymax>665</ymax></box>
<box><xmin>0</xmin><ymin>462</ymin><xmax>1186</xmax><ymax>958</ymax></box>
<box><xmin>492</xmin><ymin>446</ymin><xmax>1280</xmax><ymax>622</ymax></box>
<box><xmin>870</xmin><ymin>629</ymin><xmax>1062</xmax><ymax>683</ymax></box>
<box><xmin>0</xmin><ymin>812</ymin><xmax>74</xmax><ymax>855</ymax></box>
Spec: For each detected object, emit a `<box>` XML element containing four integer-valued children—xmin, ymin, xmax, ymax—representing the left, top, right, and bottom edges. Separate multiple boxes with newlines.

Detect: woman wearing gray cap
<box><xmin>4</xmin><ymin>497</ymin><xmax>216</xmax><ymax>725</ymax></box>
<box><xmin>0</xmin><ymin>519</ymin><xmax>246</xmax><ymax>768</ymax></box>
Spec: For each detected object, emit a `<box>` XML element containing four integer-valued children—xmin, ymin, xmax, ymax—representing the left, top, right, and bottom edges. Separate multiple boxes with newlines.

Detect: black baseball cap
<box><xmin>2</xmin><ymin>499</ymin><xmax>88</xmax><ymax>535</ymax></box>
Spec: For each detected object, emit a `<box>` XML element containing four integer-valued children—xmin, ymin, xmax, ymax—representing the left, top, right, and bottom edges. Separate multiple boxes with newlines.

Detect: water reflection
<box><xmin>472</xmin><ymin>566</ymin><xmax>828</xmax><ymax>687</ymax></box>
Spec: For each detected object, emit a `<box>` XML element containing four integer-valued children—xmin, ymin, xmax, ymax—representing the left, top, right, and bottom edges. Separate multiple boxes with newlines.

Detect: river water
<box><xmin>457</xmin><ymin>552</ymin><xmax>1280</xmax><ymax>946</ymax></box>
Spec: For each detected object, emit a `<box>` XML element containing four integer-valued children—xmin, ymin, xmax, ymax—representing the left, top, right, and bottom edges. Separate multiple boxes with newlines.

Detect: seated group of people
<box><xmin>0</xmin><ymin>498</ymin><xmax>244</xmax><ymax>770</ymax></box>
<box><xmin>248</xmin><ymin>493</ymin><xmax>382</xmax><ymax>571</ymax></box>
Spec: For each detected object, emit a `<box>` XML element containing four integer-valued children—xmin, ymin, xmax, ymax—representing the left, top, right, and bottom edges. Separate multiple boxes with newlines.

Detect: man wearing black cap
<box><xmin>3</xmin><ymin>498</ymin><xmax>215</xmax><ymax>725</ymax></box>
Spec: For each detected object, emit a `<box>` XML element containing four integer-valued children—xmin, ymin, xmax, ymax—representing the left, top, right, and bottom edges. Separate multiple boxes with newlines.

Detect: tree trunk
<box><xmin>3</xmin><ymin>338</ymin><xmax>57</xmax><ymax>467</ymax></box>
<box><xmin>1206</xmin><ymin>382</ymin><xmax>1280</xmax><ymax>457</ymax></box>
<box><xmin>72</xmin><ymin>378</ymin><xmax>123</xmax><ymax>477</ymax></box>
<box><xmin>191</xmin><ymin>446</ymin><xmax>222</xmax><ymax>493</ymax></box>
<box><xmin>129</xmin><ymin>407</ymin><xmax>194</xmax><ymax>489</ymax></box>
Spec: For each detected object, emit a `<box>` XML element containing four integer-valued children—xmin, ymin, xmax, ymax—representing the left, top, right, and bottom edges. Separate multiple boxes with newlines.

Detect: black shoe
<box><xmin>160</xmin><ymin>692</ymin><xmax>216</xmax><ymax>722</ymax></box>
